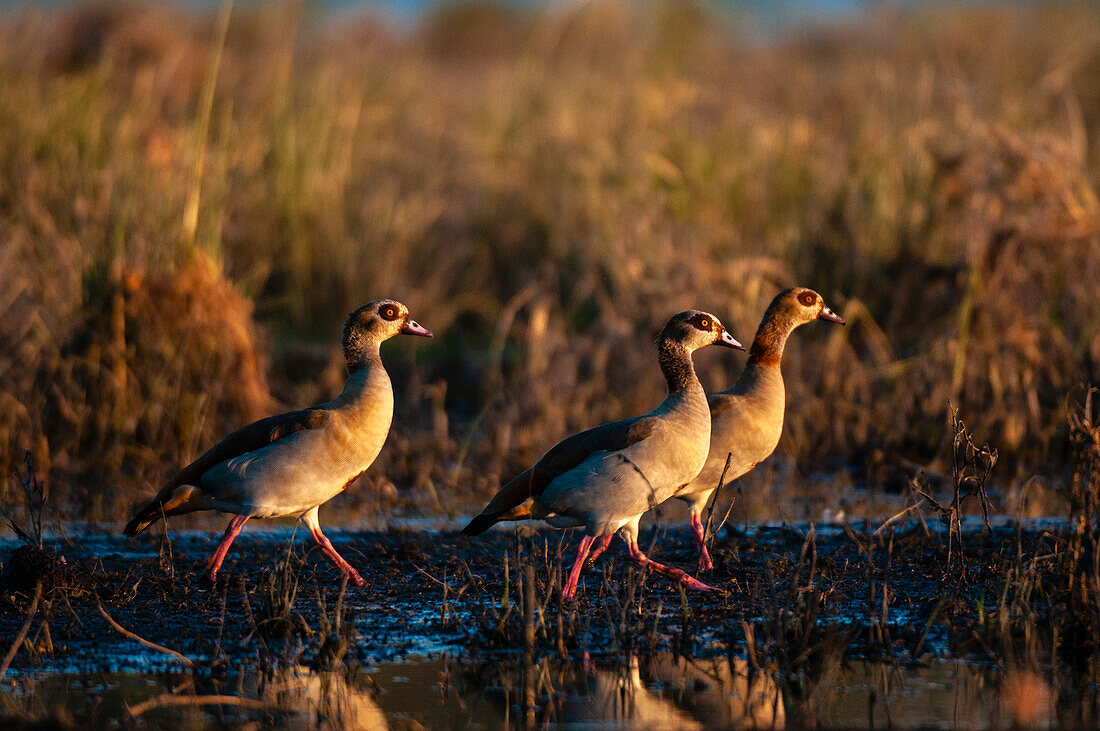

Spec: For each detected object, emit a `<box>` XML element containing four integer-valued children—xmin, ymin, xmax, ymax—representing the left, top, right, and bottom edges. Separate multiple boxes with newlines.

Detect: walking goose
<box><xmin>123</xmin><ymin>299</ymin><xmax>432</xmax><ymax>586</ymax></box>
<box><xmin>461</xmin><ymin>310</ymin><xmax>744</xmax><ymax>600</ymax></box>
<box><xmin>677</xmin><ymin>287</ymin><xmax>844</xmax><ymax>570</ymax></box>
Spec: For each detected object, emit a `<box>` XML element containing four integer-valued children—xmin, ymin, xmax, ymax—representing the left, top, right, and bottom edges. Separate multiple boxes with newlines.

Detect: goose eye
<box><xmin>698</xmin><ymin>318</ymin><xmax>710</xmax><ymax>330</ymax></box>
<box><xmin>380</xmin><ymin>305</ymin><xmax>399</xmax><ymax>321</ymax></box>
<box><xmin>799</xmin><ymin>293</ymin><xmax>815</xmax><ymax>307</ymax></box>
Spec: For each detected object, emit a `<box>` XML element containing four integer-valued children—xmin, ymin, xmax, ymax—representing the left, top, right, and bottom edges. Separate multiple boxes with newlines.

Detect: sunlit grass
<box><xmin>1</xmin><ymin>0</ymin><xmax>1098</xmax><ymax>519</ymax></box>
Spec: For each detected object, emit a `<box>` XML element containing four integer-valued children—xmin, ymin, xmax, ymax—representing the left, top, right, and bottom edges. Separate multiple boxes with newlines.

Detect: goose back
<box><xmin>199</xmin><ymin>364</ymin><xmax>393</xmax><ymax>518</ymax></box>
<box><xmin>536</xmin><ymin>379</ymin><xmax>711</xmax><ymax>531</ymax></box>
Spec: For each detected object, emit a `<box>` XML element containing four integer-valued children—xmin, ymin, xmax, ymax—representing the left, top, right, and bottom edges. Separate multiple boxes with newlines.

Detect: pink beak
<box><xmin>818</xmin><ymin>305</ymin><xmax>845</xmax><ymax>325</ymax></box>
<box><xmin>715</xmin><ymin>328</ymin><xmax>745</xmax><ymax>350</ymax></box>
<box><xmin>401</xmin><ymin>318</ymin><xmax>433</xmax><ymax>337</ymax></box>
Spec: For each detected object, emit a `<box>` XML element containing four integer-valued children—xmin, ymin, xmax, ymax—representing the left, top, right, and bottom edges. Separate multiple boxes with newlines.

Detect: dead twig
<box><xmin>3</xmin><ymin>451</ymin><xmax>47</xmax><ymax>549</ymax></box>
<box><xmin>702</xmin><ymin>452</ymin><xmax>734</xmax><ymax>548</ymax></box>
<box><xmin>840</xmin><ymin>521</ymin><xmax>869</xmax><ymax>553</ymax></box>
<box><xmin>0</xmin><ymin>581</ymin><xmax>42</xmax><ymax>681</ymax></box>
<box><xmin>96</xmin><ymin>598</ymin><xmax>194</xmax><ymax>667</ymax></box>
<box><xmin>907</xmin><ymin>405</ymin><xmax>998</xmax><ymax>566</ymax></box>
<box><xmin>127</xmin><ymin>693</ymin><xmax>266</xmax><ymax>717</ymax></box>
<box><xmin>873</xmin><ymin>501</ymin><xmax>923</xmax><ymax>538</ymax></box>
<box><xmin>412</xmin><ymin>563</ymin><xmax>446</xmax><ymax>586</ymax></box>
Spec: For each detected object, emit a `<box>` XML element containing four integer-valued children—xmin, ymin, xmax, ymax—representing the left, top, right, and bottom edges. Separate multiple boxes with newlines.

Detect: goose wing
<box><xmin>461</xmin><ymin>415</ymin><xmax>658</xmax><ymax>535</ymax></box>
<box><xmin>123</xmin><ymin>408</ymin><xmax>332</xmax><ymax>535</ymax></box>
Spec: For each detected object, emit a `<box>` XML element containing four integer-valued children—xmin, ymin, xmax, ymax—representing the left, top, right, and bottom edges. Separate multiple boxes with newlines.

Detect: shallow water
<box><xmin>3</xmin><ymin>653</ymin><xmax>1043</xmax><ymax>729</ymax></box>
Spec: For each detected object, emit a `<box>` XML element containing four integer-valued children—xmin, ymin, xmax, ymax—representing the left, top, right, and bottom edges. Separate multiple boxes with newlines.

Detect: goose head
<box><xmin>659</xmin><ymin>310</ymin><xmax>744</xmax><ymax>352</ymax></box>
<box><xmin>342</xmin><ymin>299</ymin><xmax>432</xmax><ymax>370</ymax></box>
<box><xmin>771</xmin><ymin>287</ymin><xmax>845</xmax><ymax>329</ymax></box>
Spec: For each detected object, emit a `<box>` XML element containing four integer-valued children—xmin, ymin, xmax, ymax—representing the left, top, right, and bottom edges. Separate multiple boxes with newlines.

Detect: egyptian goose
<box><xmin>123</xmin><ymin>299</ymin><xmax>432</xmax><ymax>586</ymax></box>
<box><xmin>461</xmin><ymin>310</ymin><xmax>743</xmax><ymax>600</ymax></box>
<box><xmin>677</xmin><ymin>287</ymin><xmax>844</xmax><ymax>570</ymax></box>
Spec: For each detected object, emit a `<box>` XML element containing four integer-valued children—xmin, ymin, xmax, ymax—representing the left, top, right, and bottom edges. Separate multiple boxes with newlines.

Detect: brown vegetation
<box><xmin>1</xmin><ymin>1</ymin><xmax>1098</xmax><ymax>520</ymax></box>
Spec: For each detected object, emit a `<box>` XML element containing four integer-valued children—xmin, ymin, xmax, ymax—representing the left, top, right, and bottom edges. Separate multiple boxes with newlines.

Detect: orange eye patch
<box><xmin>799</xmin><ymin>292</ymin><xmax>815</xmax><ymax>307</ymax></box>
<box><xmin>380</xmin><ymin>305</ymin><xmax>400</xmax><ymax>321</ymax></box>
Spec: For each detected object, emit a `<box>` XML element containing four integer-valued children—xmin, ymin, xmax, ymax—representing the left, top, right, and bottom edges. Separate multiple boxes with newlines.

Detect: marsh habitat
<box><xmin>2</xmin><ymin>0</ymin><xmax>1100</xmax><ymax>727</ymax></box>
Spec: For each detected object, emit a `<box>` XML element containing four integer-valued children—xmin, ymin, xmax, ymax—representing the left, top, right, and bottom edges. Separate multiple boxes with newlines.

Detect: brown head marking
<box><xmin>688</xmin><ymin>312</ymin><xmax>716</xmax><ymax>331</ymax></box>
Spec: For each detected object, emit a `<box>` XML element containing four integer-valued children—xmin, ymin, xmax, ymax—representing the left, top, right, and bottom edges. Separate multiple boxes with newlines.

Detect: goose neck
<box><xmin>345</xmin><ymin>338</ymin><xmax>383</xmax><ymax>374</ymax></box>
<box><xmin>657</xmin><ymin>339</ymin><xmax>698</xmax><ymax>393</ymax></box>
<box><xmin>747</xmin><ymin>317</ymin><xmax>794</xmax><ymax>368</ymax></box>
<box><xmin>335</xmin><ymin>350</ymin><xmax>393</xmax><ymax>412</ymax></box>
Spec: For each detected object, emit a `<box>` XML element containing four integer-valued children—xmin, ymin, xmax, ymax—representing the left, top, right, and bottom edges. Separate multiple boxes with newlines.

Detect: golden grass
<box><xmin>1</xmin><ymin>1</ymin><xmax>1099</xmax><ymax>519</ymax></box>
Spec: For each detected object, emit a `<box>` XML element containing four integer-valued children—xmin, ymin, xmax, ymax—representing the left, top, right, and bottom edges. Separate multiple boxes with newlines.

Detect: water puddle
<box><xmin>3</xmin><ymin>654</ymin><xmax>1041</xmax><ymax>729</ymax></box>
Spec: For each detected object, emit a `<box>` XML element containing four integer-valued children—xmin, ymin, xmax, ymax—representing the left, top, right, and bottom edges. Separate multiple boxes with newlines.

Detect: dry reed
<box><xmin>0</xmin><ymin>1</ymin><xmax>1097</xmax><ymax>520</ymax></box>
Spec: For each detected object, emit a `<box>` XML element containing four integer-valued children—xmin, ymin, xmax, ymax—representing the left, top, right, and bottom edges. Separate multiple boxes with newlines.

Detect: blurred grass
<box><xmin>1</xmin><ymin>0</ymin><xmax>1098</xmax><ymax>521</ymax></box>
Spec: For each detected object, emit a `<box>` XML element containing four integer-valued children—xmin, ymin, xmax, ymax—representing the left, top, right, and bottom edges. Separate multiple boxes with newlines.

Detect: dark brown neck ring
<box><xmin>657</xmin><ymin>339</ymin><xmax>696</xmax><ymax>393</ymax></box>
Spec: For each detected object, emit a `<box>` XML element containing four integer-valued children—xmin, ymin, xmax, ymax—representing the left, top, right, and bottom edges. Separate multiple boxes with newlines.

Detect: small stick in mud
<box><xmin>96</xmin><ymin>598</ymin><xmax>194</xmax><ymax>667</ymax></box>
<box><xmin>701</xmin><ymin>452</ymin><xmax>734</xmax><ymax>569</ymax></box>
<box><xmin>523</xmin><ymin>561</ymin><xmax>537</xmax><ymax>728</ymax></box>
<box><xmin>0</xmin><ymin>581</ymin><xmax>41</xmax><ymax>681</ymax></box>
<box><xmin>127</xmin><ymin>693</ymin><xmax>267</xmax><ymax>717</ymax></box>
<box><xmin>909</xmin><ymin>405</ymin><xmax>998</xmax><ymax>566</ymax></box>
<box><xmin>873</xmin><ymin>497</ymin><xmax>923</xmax><ymax>538</ymax></box>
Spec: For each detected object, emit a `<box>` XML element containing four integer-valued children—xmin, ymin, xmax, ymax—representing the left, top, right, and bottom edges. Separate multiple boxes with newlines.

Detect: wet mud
<box><xmin>0</xmin><ymin>520</ymin><xmax>1096</xmax><ymax>727</ymax></box>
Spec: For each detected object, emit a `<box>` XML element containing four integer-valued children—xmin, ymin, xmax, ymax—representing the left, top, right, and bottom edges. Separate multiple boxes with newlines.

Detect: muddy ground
<box><xmin>0</xmin><ymin>519</ymin><xmax>1097</xmax><ymax>727</ymax></box>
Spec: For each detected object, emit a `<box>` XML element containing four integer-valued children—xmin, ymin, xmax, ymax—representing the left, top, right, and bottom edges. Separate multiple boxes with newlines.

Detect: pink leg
<box><xmin>690</xmin><ymin>511</ymin><xmax>715</xmax><ymax>572</ymax></box>
<box><xmin>307</xmin><ymin>524</ymin><xmax>365</xmax><ymax>587</ymax></box>
<box><xmin>563</xmin><ymin>535</ymin><xmax>597</xmax><ymax>601</ymax></box>
<box><xmin>585</xmin><ymin>535</ymin><xmax>614</xmax><ymax>566</ymax></box>
<box><xmin>626</xmin><ymin>539</ymin><xmax>720</xmax><ymax>593</ymax></box>
<box><xmin>203</xmin><ymin>514</ymin><xmax>249</xmax><ymax>582</ymax></box>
